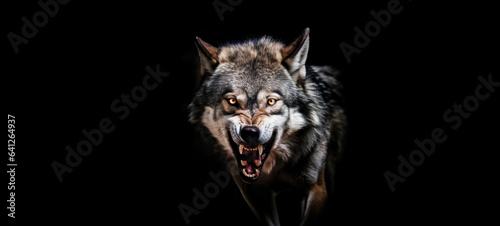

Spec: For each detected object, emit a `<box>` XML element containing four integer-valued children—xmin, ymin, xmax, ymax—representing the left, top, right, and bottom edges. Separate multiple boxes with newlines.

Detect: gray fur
<box><xmin>189</xmin><ymin>29</ymin><xmax>347</xmax><ymax>226</ymax></box>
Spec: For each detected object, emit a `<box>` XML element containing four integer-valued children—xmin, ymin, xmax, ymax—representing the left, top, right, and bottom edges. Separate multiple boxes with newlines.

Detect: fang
<box><xmin>242</xmin><ymin>169</ymin><xmax>251</xmax><ymax>177</ymax></box>
<box><xmin>239</xmin><ymin>145</ymin><xmax>244</xmax><ymax>155</ymax></box>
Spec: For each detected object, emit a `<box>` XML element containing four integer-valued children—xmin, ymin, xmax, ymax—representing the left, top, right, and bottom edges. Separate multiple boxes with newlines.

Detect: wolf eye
<box><xmin>267</xmin><ymin>98</ymin><xmax>277</xmax><ymax>106</ymax></box>
<box><xmin>227</xmin><ymin>98</ymin><xmax>238</xmax><ymax>105</ymax></box>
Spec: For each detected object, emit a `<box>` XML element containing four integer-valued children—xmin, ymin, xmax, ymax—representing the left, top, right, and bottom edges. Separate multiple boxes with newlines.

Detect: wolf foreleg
<box><xmin>234</xmin><ymin>176</ymin><xmax>280</xmax><ymax>226</ymax></box>
<box><xmin>300</xmin><ymin>177</ymin><xmax>328</xmax><ymax>226</ymax></box>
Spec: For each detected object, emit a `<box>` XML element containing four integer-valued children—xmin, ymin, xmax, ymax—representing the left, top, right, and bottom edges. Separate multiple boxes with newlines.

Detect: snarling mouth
<box><xmin>229</xmin><ymin>132</ymin><xmax>275</xmax><ymax>183</ymax></box>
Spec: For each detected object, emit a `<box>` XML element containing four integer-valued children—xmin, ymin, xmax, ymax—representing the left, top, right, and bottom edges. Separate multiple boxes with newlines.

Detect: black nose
<box><xmin>241</xmin><ymin>126</ymin><xmax>260</xmax><ymax>147</ymax></box>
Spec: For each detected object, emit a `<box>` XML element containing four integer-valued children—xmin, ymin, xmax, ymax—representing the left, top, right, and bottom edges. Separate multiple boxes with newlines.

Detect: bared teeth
<box><xmin>242</xmin><ymin>168</ymin><xmax>260</xmax><ymax>178</ymax></box>
<box><xmin>242</xmin><ymin>169</ymin><xmax>249</xmax><ymax>177</ymax></box>
<box><xmin>242</xmin><ymin>168</ymin><xmax>253</xmax><ymax>178</ymax></box>
<box><xmin>239</xmin><ymin>145</ymin><xmax>244</xmax><ymax>155</ymax></box>
<box><xmin>238</xmin><ymin>144</ymin><xmax>265</xmax><ymax>179</ymax></box>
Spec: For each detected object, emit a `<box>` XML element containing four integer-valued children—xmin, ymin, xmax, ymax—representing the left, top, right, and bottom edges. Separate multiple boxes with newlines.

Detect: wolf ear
<box><xmin>282</xmin><ymin>28</ymin><xmax>310</xmax><ymax>85</ymax></box>
<box><xmin>195</xmin><ymin>37</ymin><xmax>219</xmax><ymax>76</ymax></box>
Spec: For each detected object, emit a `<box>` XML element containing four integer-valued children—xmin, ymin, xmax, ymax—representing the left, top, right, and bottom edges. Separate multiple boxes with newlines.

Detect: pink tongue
<box><xmin>245</xmin><ymin>154</ymin><xmax>262</xmax><ymax>174</ymax></box>
<box><xmin>246</xmin><ymin>164</ymin><xmax>254</xmax><ymax>173</ymax></box>
<box><xmin>243</xmin><ymin>149</ymin><xmax>263</xmax><ymax>174</ymax></box>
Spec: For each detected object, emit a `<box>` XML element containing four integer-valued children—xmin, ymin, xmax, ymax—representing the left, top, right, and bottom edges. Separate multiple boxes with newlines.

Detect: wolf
<box><xmin>189</xmin><ymin>28</ymin><xmax>347</xmax><ymax>226</ymax></box>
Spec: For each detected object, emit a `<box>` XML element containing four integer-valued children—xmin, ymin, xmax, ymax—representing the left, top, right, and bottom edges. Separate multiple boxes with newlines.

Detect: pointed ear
<box><xmin>282</xmin><ymin>28</ymin><xmax>310</xmax><ymax>85</ymax></box>
<box><xmin>195</xmin><ymin>37</ymin><xmax>219</xmax><ymax>76</ymax></box>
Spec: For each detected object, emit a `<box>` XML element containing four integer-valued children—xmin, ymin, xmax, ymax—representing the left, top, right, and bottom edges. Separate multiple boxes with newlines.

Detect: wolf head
<box><xmin>189</xmin><ymin>28</ymin><xmax>323</xmax><ymax>183</ymax></box>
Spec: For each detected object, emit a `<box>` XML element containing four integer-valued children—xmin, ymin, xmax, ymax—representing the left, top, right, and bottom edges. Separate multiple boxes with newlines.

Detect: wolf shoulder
<box><xmin>306</xmin><ymin>65</ymin><xmax>344</xmax><ymax>106</ymax></box>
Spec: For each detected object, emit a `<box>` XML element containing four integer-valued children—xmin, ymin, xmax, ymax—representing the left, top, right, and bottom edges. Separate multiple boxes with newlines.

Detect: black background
<box><xmin>5</xmin><ymin>0</ymin><xmax>499</xmax><ymax>225</ymax></box>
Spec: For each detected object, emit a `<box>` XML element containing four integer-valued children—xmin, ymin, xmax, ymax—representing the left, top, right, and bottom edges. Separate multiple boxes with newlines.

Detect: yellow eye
<box><xmin>267</xmin><ymin>98</ymin><xmax>277</xmax><ymax>106</ymax></box>
<box><xmin>227</xmin><ymin>98</ymin><xmax>237</xmax><ymax>105</ymax></box>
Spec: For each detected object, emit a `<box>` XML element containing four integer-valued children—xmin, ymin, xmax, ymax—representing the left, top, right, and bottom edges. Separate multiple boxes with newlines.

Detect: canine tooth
<box><xmin>255</xmin><ymin>169</ymin><xmax>260</xmax><ymax>177</ymax></box>
<box><xmin>258</xmin><ymin>145</ymin><xmax>263</xmax><ymax>155</ymax></box>
<box><xmin>242</xmin><ymin>168</ymin><xmax>251</xmax><ymax>177</ymax></box>
<box><xmin>241</xmin><ymin>160</ymin><xmax>247</xmax><ymax>166</ymax></box>
<box><xmin>239</xmin><ymin>145</ymin><xmax>244</xmax><ymax>155</ymax></box>
<box><xmin>254</xmin><ymin>160</ymin><xmax>261</xmax><ymax>167</ymax></box>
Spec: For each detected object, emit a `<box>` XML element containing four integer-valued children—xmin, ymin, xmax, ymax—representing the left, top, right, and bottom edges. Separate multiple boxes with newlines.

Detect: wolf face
<box><xmin>189</xmin><ymin>28</ymin><xmax>346</xmax><ymax>225</ymax></box>
<box><xmin>190</xmin><ymin>29</ymin><xmax>320</xmax><ymax>183</ymax></box>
